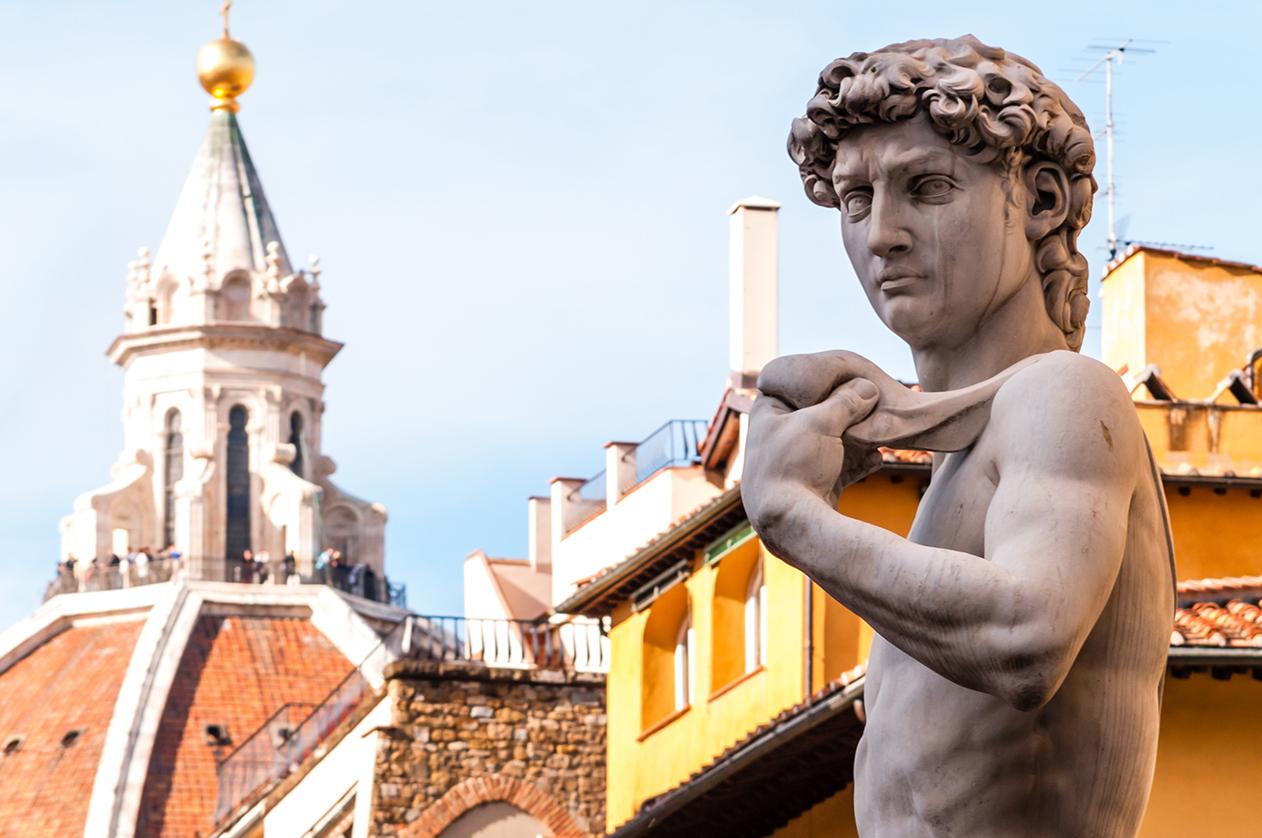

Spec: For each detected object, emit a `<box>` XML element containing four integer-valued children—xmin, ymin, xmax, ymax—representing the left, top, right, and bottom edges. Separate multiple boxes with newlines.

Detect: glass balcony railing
<box><xmin>629</xmin><ymin>419</ymin><xmax>708</xmax><ymax>484</ymax></box>
<box><xmin>569</xmin><ymin>469</ymin><xmax>607</xmax><ymax>504</ymax></box>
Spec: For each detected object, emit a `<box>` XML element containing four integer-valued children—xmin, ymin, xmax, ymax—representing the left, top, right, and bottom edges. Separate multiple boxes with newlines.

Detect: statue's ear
<box><xmin>1022</xmin><ymin>160</ymin><xmax>1070</xmax><ymax>240</ymax></box>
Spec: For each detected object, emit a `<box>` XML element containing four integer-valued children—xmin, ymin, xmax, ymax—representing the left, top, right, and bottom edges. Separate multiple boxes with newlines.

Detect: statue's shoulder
<box><xmin>992</xmin><ymin>351</ymin><xmax>1142</xmax><ymax>458</ymax></box>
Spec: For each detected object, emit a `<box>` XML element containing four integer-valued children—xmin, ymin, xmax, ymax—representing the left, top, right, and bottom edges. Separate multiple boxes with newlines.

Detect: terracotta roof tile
<box><xmin>137</xmin><ymin>615</ymin><xmax>353</xmax><ymax>836</ymax></box>
<box><xmin>0</xmin><ymin>618</ymin><xmax>146</xmax><ymax>836</ymax></box>
<box><xmin>879</xmin><ymin>447</ymin><xmax>932</xmax><ymax>465</ymax></box>
<box><xmin>1171</xmin><ymin>575</ymin><xmax>1262</xmax><ymax>648</ymax></box>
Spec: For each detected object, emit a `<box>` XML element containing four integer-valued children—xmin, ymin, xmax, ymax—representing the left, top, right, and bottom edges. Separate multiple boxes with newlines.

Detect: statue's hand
<box><xmin>742</xmin><ymin>370</ymin><xmax>881</xmax><ymax>553</ymax></box>
<box><xmin>755</xmin><ymin>351</ymin><xmax>866</xmax><ymax>411</ymax></box>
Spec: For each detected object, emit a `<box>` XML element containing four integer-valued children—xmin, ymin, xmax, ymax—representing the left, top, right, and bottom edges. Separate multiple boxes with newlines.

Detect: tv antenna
<box><xmin>1077</xmin><ymin>39</ymin><xmax>1157</xmax><ymax>260</ymax></box>
<box><xmin>1111</xmin><ymin>215</ymin><xmax>1213</xmax><ymax>258</ymax></box>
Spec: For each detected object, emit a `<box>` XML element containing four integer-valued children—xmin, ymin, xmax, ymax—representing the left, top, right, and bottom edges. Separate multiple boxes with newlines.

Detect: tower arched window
<box><xmin>284</xmin><ymin>287</ymin><xmax>309</xmax><ymax>329</ymax></box>
<box><xmin>219</xmin><ymin>274</ymin><xmax>252</xmax><ymax>322</ymax></box>
<box><xmin>287</xmin><ymin>411</ymin><xmax>304</xmax><ymax>478</ymax></box>
<box><xmin>225</xmin><ymin>405</ymin><xmax>251</xmax><ymax>563</ymax></box>
<box><xmin>163</xmin><ymin>410</ymin><xmax>184</xmax><ymax>550</ymax></box>
<box><xmin>157</xmin><ymin>283</ymin><xmax>176</xmax><ymax>325</ymax></box>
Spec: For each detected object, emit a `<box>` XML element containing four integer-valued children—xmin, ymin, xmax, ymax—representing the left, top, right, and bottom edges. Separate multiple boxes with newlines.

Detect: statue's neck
<box><xmin>911</xmin><ymin>276</ymin><xmax>1069</xmax><ymax>392</ymax></box>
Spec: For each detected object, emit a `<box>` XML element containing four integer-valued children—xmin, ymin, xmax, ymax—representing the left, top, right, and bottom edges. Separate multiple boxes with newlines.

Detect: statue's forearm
<box><xmin>762</xmin><ymin>493</ymin><xmax>1073</xmax><ymax>710</ymax></box>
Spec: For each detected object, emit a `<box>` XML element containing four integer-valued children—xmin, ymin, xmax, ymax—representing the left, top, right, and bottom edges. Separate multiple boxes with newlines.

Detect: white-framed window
<box><xmin>673</xmin><ymin>612</ymin><xmax>695</xmax><ymax>711</ymax></box>
<box><xmin>744</xmin><ymin>561</ymin><xmax>767</xmax><ymax>672</ymax></box>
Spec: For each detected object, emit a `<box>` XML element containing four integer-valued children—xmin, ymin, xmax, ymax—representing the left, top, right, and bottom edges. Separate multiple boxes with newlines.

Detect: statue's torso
<box><xmin>855</xmin><ymin>391</ymin><xmax>1173</xmax><ymax>838</ymax></box>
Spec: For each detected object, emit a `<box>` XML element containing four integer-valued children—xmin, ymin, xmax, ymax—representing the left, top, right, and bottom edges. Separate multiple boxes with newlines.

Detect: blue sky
<box><xmin>1</xmin><ymin>1</ymin><xmax>1258</xmax><ymax>629</ymax></box>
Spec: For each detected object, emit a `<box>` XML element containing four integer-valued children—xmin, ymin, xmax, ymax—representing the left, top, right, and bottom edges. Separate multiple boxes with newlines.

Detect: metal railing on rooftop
<box><xmin>214</xmin><ymin>619</ymin><xmax>408</xmax><ymax>825</ymax></box>
<box><xmin>212</xmin><ymin>615</ymin><xmax>604</xmax><ymax>827</ymax></box>
<box><xmin>212</xmin><ymin>701</ymin><xmax>316</xmax><ymax>824</ymax></box>
<box><xmin>223</xmin><ymin>560</ymin><xmax>408</xmax><ymax>608</ymax></box>
<box><xmin>628</xmin><ymin>419</ymin><xmax>707</xmax><ymax>484</ymax></box>
<box><xmin>43</xmin><ymin>556</ymin><xmax>407</xmax><ymax>609</ymax></box>
<box><xmin>569</xmin><ymin>469</ymin><xmax>607</xmax><ymax>504</ymax></box>
<box><xmin>214</xmin><ymin>677</ymin><xmax>365</xmax><ymax>824</ymax></box>
<box><xmin>43</xmin><ymin>558</ymin><xmax>180</xmax><ymax>601</ymax></box>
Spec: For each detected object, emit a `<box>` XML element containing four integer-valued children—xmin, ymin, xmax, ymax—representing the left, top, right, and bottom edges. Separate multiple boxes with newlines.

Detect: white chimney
<box><xmin>527</xmin><ymin>496</ymin><xmax>551</xmax><ymax>572</ymax></box>
<box><xmin>727</xmin><ymin>196</ymin><xmax>780</xmax><ymax>388</ymax></box>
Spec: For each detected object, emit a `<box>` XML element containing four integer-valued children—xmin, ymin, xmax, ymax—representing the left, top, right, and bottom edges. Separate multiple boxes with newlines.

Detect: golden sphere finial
<box><xmin>196</xmin><ymin>1</ymin><xmax>254</xmax><ymax>112</ymax></box>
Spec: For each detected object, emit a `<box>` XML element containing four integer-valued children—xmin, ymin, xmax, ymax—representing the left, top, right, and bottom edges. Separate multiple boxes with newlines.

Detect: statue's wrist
<box><xmin>747</xmin><ymin>485</ymin><xmax>833</xmax><ymax>561</ymax></box>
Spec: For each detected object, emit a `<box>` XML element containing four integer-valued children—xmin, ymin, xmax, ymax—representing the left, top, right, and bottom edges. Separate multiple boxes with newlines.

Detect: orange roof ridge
<box><xmin>1176</xmin><ymin>575</ymin><xmax>1262</xmax><ymax>595</ymax></box>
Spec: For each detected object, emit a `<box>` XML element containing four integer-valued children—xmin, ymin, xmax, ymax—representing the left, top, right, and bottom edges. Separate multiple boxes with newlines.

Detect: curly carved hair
<box><xmin>788</xmin><ymin>35</ymin><xmax>1097</xmax><ymax>350</ymax></box>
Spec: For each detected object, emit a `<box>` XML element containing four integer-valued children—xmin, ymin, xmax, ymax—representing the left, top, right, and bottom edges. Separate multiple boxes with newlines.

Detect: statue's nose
<box><xmin>866</xmin><ymin>193</ymin><xmax>914</xmax><ymax>258</ymax></box>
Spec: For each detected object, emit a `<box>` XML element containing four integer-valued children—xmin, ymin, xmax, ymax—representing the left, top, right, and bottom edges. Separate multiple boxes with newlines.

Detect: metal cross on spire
<box><xmin>220</xmin><ymin>0</ymin><xmax>233</xmax><ymax>38</ymax></box>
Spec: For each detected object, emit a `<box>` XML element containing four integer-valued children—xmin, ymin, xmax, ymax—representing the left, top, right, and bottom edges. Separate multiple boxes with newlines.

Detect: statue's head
<box><xmin>789</xmin><ymin>35</ymin><xmax>1096</xmax><ymax>351</ymax></box>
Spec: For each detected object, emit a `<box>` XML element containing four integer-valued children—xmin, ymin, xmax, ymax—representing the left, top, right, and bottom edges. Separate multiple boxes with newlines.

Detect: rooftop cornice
<box><xmin>106</xmin><ymin>323</ymin><xmax>343</xmax><ymax>367</ymax></box>
<box><xmin>1104</xmin><ymin>244</ymin><xmax>1262</xmax><ymax>280</ymax></box>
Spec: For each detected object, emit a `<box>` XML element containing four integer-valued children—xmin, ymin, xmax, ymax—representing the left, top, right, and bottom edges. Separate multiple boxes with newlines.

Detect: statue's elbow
<box><xmin>991</xmin><ymin>640</ymin><xmax>1072</xmax><ymax>712</ymax></box>
<box><xmin>997</xmin><ymin>673</ymin><xmax>1058</xmax><ymax>712</ymax></box>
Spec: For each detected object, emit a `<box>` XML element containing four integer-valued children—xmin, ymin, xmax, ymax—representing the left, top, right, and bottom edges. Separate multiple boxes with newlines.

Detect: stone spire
<box><xmin>152</xmin><ymin>110</ymin><xmax>292</xmax><ymax>285</ymax></box>
<box><xmin>63</xmin><ymin>9</ymin><xmax>386</xmax><ymax>582</ymax></box>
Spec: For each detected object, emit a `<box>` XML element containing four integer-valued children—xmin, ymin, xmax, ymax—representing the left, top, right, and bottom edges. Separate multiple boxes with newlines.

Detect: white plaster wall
<box><xmin>550</xmin><ymin>466</ymin><xmax>720</xmax><ymax>607</ymax></box>
<box><xmin>464</xmin><ymin>554</ymin><xmax>512</xmax><ymax>620</ymax></box>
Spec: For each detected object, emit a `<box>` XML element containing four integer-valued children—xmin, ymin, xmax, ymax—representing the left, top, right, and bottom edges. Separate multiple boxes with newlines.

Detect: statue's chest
<box><xmin>906</xmin><ymin>448</ymin><xmax>997</xmax><ymax>557</ymax></box>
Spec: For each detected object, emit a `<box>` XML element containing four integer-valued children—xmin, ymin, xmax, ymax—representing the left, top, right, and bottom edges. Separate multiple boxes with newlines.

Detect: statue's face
<box><xmin>832</xmin><ymin>114</ymin><xmax>1037</xmax><ymax>349</ymax></box>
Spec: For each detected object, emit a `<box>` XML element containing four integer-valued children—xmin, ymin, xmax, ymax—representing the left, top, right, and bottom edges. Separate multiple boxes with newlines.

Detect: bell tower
<box><xmin>59</xmin><ymin>10</ymin><xmax>386</xmax><ymax>582</ymax></box>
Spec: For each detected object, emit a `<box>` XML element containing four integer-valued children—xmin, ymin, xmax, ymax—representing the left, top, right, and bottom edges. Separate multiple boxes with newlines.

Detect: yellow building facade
<box><xmin>560</xmin><ymin>246</ymin><xmax>1262</xmax><ymax>837</ymax></box>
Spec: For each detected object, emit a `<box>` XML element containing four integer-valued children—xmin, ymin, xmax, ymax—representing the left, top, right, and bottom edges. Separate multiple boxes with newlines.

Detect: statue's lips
<box><xmin>877</xmin><ymin>272</ymin><xmax>924</xmax><ymax>293</ymax></box>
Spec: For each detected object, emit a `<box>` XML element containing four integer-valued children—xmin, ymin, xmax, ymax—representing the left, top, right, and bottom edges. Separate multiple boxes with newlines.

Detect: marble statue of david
<box><xmin>741</xmin><ymin>36</ymin><xmax>1175</xmax><ymax>837</ymax></box>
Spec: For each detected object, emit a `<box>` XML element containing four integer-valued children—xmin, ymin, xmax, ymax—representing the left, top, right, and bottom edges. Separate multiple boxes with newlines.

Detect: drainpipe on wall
<box><xmin>803</xmin><ymin>577</ymin><xmax>814</xmax><ymax>700</ymax></box>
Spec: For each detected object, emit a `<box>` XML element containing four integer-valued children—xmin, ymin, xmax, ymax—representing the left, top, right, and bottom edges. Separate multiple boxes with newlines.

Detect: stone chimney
<box><xmin>727</xmin><ymin>197</ymin><xmax>780</xmax><ymax>389</ymax></box>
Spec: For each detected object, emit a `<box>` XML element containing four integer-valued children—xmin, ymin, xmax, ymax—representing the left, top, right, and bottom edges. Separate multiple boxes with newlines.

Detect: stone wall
<box><xmin>370</xmin><ymin>660</ymin><xmax>606</xmax><ymax>837</ymax></box>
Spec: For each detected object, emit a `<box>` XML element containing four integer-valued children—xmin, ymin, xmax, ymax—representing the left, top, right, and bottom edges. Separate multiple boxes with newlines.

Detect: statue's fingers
<box><xmin>747</xmin><ymin>393</ymin><xmax>787</xmax><ymax>419</ymax></box>
<box><xmin>756</xmin><ymin>354</ymin><xmax>814</xmax><ymax>406</ymax></box>
<box><xmin>798</xmin><ymin>378</ymin><xmax>879</xmax><ymax>437</ymax></box>
<box><xmin>758</xmin><ymin>350</ymin><xmax>892</xmax><ymax>409</ymax></box>
<box><xmin>749</xmin><ymin>393</ymin><xmax>793</xmax><ymax>429</ymax></box>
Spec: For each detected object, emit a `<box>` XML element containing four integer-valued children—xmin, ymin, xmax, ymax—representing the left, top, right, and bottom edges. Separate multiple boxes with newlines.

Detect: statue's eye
<box><xmin>842</xmin><ymin>189</ymin><xmax>872</xmax><ymax>217</ymax></box>
<box><xmin>913</xmin><ymin>176</ymin><xmax>955</xmax><ymax>200</ymax></box>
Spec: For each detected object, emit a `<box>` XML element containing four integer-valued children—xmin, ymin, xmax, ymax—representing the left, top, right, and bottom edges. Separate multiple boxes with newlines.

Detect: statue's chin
<box><xmin>874</xmin><ymin>303</ymin><xmax>941</xmax><ymax>349</ymax></box>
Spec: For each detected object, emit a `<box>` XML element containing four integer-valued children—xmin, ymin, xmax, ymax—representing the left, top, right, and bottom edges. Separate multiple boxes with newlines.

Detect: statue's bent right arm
<box><xmin>741</xmin><ymin>352</ymin><xmax>1141</xmax><ymax>710</ymax></box>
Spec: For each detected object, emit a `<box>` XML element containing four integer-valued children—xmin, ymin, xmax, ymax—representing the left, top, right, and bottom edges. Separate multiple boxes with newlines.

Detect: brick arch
<box><xmin>399</xmin><ymin>775</ymin><xmax>584</xmax><ymax>838</ymax></box>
